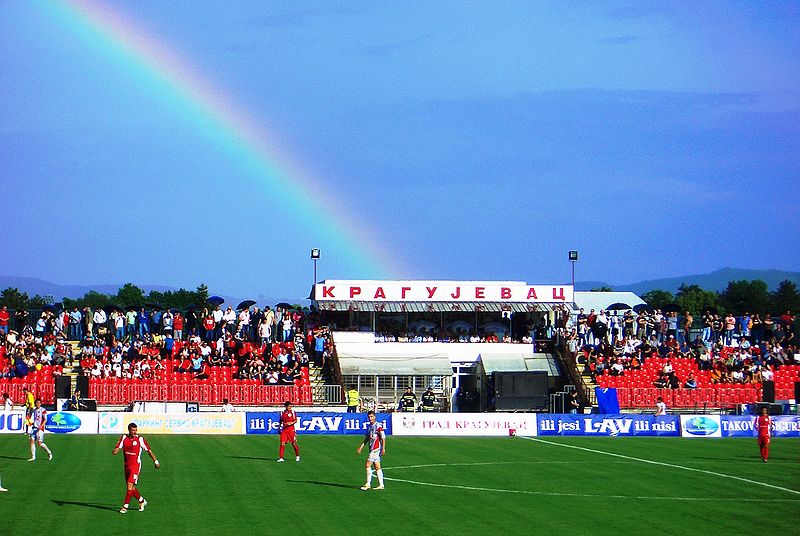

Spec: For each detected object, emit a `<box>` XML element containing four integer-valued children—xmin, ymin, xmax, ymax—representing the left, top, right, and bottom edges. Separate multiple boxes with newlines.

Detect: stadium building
<box><xmin>311</xmin><ymin>280</ymin><xmax>574</xmax><ymax>412</ymax></box>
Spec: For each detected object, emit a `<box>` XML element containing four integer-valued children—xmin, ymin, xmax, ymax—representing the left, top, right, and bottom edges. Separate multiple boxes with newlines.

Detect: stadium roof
<box><xmin>337</xmin><ymin>348</ymin><xmax>452</xmax><ymax>376</ymax></box>
<box><xmin>573</xmin><ymin>291</ymin><xmax>645</xmax><ymax>313</ymax></box>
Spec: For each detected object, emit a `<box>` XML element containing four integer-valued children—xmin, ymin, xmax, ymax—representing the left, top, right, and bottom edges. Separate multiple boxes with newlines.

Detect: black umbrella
<box><xmin>237</xmin><ymin>299</ymin><xmax>257</xmax><ymax>310</ymax></box>
<box><xmin>633</xmin><ymin>303</ymin><xmax>655</xmax><ymax>314</ymax></box>
<box><xmin>276</xmin><ymin>302</ymin><xmax>294</xmax><ymax>310</ymax></box>
<box><xmin>207</xmin><ymin>296</ymin><xmax>225</xmax><ymax>306</ymax></box>
<box><xmin>605</xmin><ymin>302</ymin><xmax>632</xmax><ymax>311</ymax></box>
<box><xmin>661</xmin><ymin>303</ymin><xmax>682</xmax><ymax>314</ymax></box>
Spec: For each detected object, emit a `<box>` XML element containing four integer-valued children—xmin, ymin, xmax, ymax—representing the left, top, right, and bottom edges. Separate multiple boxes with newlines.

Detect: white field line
<box><xmin>381</xmin><ymin>475</ymin><xmax>799</xmax><ymax>502</ymax></box>
<box><xmin>519</xmin><ymin>436</ymin><xmax>800</xmax><ymax>496</ymax></box>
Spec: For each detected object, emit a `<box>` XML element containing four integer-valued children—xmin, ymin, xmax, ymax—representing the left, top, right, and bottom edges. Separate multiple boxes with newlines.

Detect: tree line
<box><xmin>636</xmin><ymin>279</ymin><xmax>800</xmax><ymax>316</ymax></box>
<box><xmin>0</xmin><ymin>283</ymin><xmax>211</xmax><ymax>311</ymax></box>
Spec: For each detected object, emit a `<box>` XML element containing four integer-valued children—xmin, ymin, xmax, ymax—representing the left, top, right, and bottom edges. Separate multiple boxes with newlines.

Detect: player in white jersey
<box><xmin>356</xmin><ymin>410</ymin><xmax>385</xmax><ymax>490</ymax></box>
<box><xmin>27</xmin><ymin>399</ymin><xmax>53</xmax><ymax>462</ymax></box>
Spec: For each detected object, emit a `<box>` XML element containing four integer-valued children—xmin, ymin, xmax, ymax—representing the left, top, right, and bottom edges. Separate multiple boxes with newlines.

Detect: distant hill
<box><xmin>578</xmin><ymin>267</ymin><xmax>800</xmax><ymax>295</ymax></box>
<box><xmin>0</xmin><ymin>276</ymin><xmax>300</xmax><ymax>308</ymax></box>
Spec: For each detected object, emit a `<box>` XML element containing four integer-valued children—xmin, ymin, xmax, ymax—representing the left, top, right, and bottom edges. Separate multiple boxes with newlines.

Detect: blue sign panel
<box><xmin>721</xmin><ymin>416</ymin><xmax>800</xmax><ymax>437</ymax></box>
<box><xmin>246</xmin><ymin>412</ymin><xmax>392</xmax><ymax>435</ymax></box>
<box><xmin>537</xmin><ymin>414</ymin><xmax>680</xmax><ymax>436</ymax></box>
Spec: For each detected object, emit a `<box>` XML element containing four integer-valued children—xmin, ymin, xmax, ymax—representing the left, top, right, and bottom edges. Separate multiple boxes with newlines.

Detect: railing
<box><xmin>327</xmin><ymin>331</ymin><xmax>346</xmax><ymax>403</ymax></box>
<box><xmin>554</xmin><ymin>336</ymin><xmax>592</xmax><ymax>409</ymax></box>
<box><xmin>313</xmin><ymin>384</ymin><xmax>343</xmax><ymax>406</ymax></box>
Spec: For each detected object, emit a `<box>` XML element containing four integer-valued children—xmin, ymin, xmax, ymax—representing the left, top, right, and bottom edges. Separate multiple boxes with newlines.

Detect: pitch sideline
<box><xmin>519</xmin><ymin>436</ymin><xmax>800</xmax><ymax>496</ymax></box>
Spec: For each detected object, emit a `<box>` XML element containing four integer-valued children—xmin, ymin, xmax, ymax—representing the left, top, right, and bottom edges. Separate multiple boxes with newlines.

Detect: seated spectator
<box><xmin>668</xmin><ymin>373</ymin><xmax>680</xmax><ymax>389</ymax></box>
<box><xmin>653</xmin><ymin>374</ymin><xmax>668</xmax><ymax>389</ymax></box>
<box><xmin>683</xmin><ymin>373</ymin><xmax>698</xmax><ymax>389</ymax></box>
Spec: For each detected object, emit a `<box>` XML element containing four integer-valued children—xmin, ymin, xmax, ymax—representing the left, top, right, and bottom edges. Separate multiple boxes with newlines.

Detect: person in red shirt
<box><xmin>755</xmin><ymin>406</ymin><xmax>774</xmax><ymax>462</ymax></box>
<box><xmin>0</xmin><ymin>306</ymin><xmax>10</xmax><ymax>335</ymax></box>
<box><xmin>112</xmin><ymin>423</ymin><xmax>160</xmax><ymax>513</ymax></box>
<box><xmin>277</xmin><ymin>400</ymin><xmax>300</xmax><ymax>462</ymax></box>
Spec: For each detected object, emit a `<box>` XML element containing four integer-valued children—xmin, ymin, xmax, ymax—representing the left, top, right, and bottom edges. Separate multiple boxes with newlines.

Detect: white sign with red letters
<box><xmin>314</xmin><ymin>281</ymin><xmax>572</xmax><ymax>303</ymax></box>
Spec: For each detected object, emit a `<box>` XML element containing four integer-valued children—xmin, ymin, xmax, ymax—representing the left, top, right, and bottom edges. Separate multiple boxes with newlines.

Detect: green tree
<box><xmin>117</xmin><ymin>283</ymin><xmax>146</xmax><ymax>309</ymax></box>
<box><xmin>675</xmin><ymin>284</ymin><xmax>719</xmax><ymax>316</ymax></box>
<box><xmin>718</xmin><ymin>280</ymin><xmax>770</xmax><ymax>315</ymax></box>
<box><xmin>194</xmin><ymin>284</ymin><xmax>209</xmax><ymax>306</ymax></box>
<box><xmin>641</xmin><ymin>289</ymin><xmax>674</xmax><ymax>311</ymax></box>
<box><xmin>590</xmin><ymin>286</ymin><xmax>613</xmax><ymax>292</ymax></box>
<box><xmin>81</xmin><ymin>290</ymin><xmax>111</xmax><ymax>310</ymax></box>
<box><xmin>771</xmin><ymin>279</ymin><xmax>800</xmax><ymax>314</ymax></box>
<box><xmin>29</xmin><ymin>294</ymin><xmax>48</xmax><ymax>308</ymax></box>
<box><xmin>0</xmin><ymin>287</ymin><xmax>30</xmax><ymax>309</ymax></box>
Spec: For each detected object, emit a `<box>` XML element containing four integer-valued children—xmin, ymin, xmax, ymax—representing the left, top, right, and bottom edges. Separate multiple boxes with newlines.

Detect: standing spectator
<box><xmin>275</xmin><ymin>307</ymin><xmax>284</xmax><ymax>342</ymax></box>
<box><xmin>724</xmin><ymin>313</ymin><xmax>736</xmax><ymax>345</ymax></box>
<box><xmin>702</xmin><ymin>310</ymin><xmax>713</xmax><ymax>345</ymax></box>
<box><xmin>137</xmin><ymin>308</ymin><xmax>150</xmax><ymax>338</ymax></box>
<box><xmin>93</xmin><ymin>308</ymin><xmax>107</xmax><ymax>338</ymax></box>
<box><xmin>655</xmin><ymin>396</ymin><xmax>667</xmax><ymax>416</ymax></box>
<box><xmin>70</xmin><ymin>307</ymin><xmax>83</xmax><ymax>341</ymax></box>
<box><xmin>250</xmin><ymin>307</ymin><xmax>263</xmax><ymax>343</ymax></box>
<box><xmin>173</xmin><ymin>312</ymin><xmax>184</xmax><ymax>341</ymax></box>
<box><xmin>161</xmin><ymin>309</ymin><xmax>174</xmax><ymax>335</ymax></box>
<box><xmin>313</xmin><ymin>329</ymin><xmax>326</xmax><ymax>367</ymax></box>
<box><xmin>221</xmin><ymin>398</ymin><xmax>235</xmax><ymax>412</ymax></box>
<box><xmin>125</xmin><ymin>308</ymin><xmax>137</xmax><ymax>340</ymax></box>
<box><xmin>13</xmin><ymin>307</ymin><xmax>29</xmax><ymax>333</ymax></box>
<box><xmin>346</xmin><ymin>385</ymin><xmax>360</xmax><ymax>413</ymax></box>
<box><xmin>222</xmin><ymin>306</ymin><xmax>236</xmax><ymax>335</ymax></box>
<box><xmin>739</xmin><ymin>312</ymin><xmax>752</xmax><ymax>340</ymax></box>
<box><xmin>264</xmin><ymin>306</ymin><xmax>275</xmax><ymax>343</ymax></box>
<box><xmin>212</xmin><ymin>305</ymin><xmax>224</xmax><ymax>339</ymax></box>
<box><xmin>112</xmin><ymin>311</ymin><xmax>125</xmax><ymax>341</ymax></box>
<box><xmin>0</xmin><ymin>306</ymin><xmax>10</xmax><ymax>335</ymax></box>
<box><xmin>83</xmin><ymin>307</ymin><xmax>93</xmax><ymax>339</ymax></box>
<box><xmin>237</xmin><ymin>308</ymin><xmax>250</xmax><ymax>340</ymax></box>
<box><xmin>257</xmin><ymin>317</ymin><xmax>271</xmax><ymax>346</ymax></box>
<box><xmin>282</xmin><ymin>314</ymin><xmax>293</xmax><ymax>343</ymax></box>
<box><xmin>2</xmin><ymin>392</ymin><xmax>12</xmax><ymax>411</ymax></box>
<box><xmin>666</xmin><ymin>312</ymin><xmax>678</xmax><ymax>340</ymax></box>
<box><xmin>682</xmin><ymin>311</ymin><xmax>693</xmax><ymax>345</ymax></box>
<box><xmin>568</xmin><ymin>390</ymin><xmax>580</xmax><ymax>414</ymax></box>
<box><xmin>203</xmin><ymin>312</ymin><xmax>216</xmax><ymax>342</ymax></box>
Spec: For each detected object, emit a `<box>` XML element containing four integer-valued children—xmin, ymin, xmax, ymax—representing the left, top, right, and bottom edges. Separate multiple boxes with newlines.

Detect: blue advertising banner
<box><xmin>537</xmin><ymin>414</ymin><xmax>680</xmax><ymax>436</ymax></box>
<box><xmin>721</xmin><ymin>416</ymin><xmax>800</xmax><ymax>437</ymax></box>
<box><xmin>246</xmin><ymin>412</ymin><xmax>392</xmax><ymax>435</ymax></box>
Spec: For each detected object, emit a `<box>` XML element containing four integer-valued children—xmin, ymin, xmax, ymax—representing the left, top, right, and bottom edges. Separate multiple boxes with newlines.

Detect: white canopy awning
<box><xmin>338</xmin><ymin>349</ymin><xmax>452</xmax><ymax>376</ymax></box>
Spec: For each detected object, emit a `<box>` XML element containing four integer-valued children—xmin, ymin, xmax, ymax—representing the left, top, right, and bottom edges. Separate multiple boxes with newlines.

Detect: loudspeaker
<box><xmin>75</xmin><ymin>376</ymin><xmax>89</xmax><ymax>397</ymax></box>
<box><xmin>795</xmin><ymin>382</ymin><xmax>800</xmax><ymax>402</ymax></box>
<box><xmin>493</xmin><ymin>371</ymin><xmax>549</xmax><ymax>410</ymax></box>
<box><xmin>762</xmin><ymin>380</ymin><xmax>775</xmax><ymax>403</ymax></box>
<box><xmin>55</xmin><ymin>376</ymin><xmax>71</xmax><ymax>400</ymax></box>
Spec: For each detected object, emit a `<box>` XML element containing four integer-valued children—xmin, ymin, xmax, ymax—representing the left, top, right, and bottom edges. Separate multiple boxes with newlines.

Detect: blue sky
<box><xmin>1</xmin><ymin>1</ymin><xmax>798</xmax><ymax>299</ymax></box>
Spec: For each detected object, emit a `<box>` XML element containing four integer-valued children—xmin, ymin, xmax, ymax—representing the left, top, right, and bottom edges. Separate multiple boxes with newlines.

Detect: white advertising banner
<box><xmin>315</xmin><ymin>280</ymin><xmax>573</xmax><ymax>303</ymax></box>
<box><xmin>392</xmin><ymin>413</ymin><xmax>538</xmax><ymax>436</ymax></box>
<box><xmin>0</xmin><ymin>411</ymin><xmax>26</xmax><ymax>434</ymax></box>
<box><xmin>99</xmin><ymin>412</ymin><xmax>246</xmax><ymax>435</ymax></box>
<box><xmin>680</xmin><ymin>415</ymin><xmax>722</xmax><ymax>438</ymax></box>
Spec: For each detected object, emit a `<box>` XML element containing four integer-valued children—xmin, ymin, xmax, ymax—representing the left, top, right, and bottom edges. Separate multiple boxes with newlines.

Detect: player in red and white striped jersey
<box><xmin>356</xmin><ymin>410</ymin><xmax>385</xmax><ymax>490</ymax></box>
<box><xmin>112</xmin><ymin>423</ymin><xmax>160</xmax><ymax>514</ymax></box>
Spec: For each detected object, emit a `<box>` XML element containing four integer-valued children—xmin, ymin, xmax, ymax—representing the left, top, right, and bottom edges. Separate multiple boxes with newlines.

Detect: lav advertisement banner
<box><xmin>392</xmin><ymin>413</ymin><xmax>538</xmax><ymax>436</ymax></box>
<box><xmin>537</xmin><ymin>414</ymin><xmax>680</xmax><ymax>436</ymax></box>
<box><xmin>98</xmin><ymin>412</ymin><xmax>245</xmax><ymax>435</ymax></box>
<box><xmin>246</xmin><ymin>412</ymin><xmax>392</xmax><ymax>435</ymax></box>
<box><xmin>721</xmin><ymin>416</ymin><xmax>800</xmax><ymax>437</ymax></box>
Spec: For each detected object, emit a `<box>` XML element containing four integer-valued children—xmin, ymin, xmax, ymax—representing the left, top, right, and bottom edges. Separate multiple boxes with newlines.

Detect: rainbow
<box><xmin>39</xmin><ymin>0</ymin><xmax>401</xmax><ymax>278</ymax></box>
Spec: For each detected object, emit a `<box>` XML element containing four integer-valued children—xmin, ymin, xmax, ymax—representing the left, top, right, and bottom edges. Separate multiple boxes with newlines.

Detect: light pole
<box><xmin>310</xmin><ymin>248</ymin><xmax>320</xmax><ymax>287</ymax></box>
<box><xmin>569</xmin><ymin>250</ymin><xmax>578</xmax><ymax>290</ymax></box>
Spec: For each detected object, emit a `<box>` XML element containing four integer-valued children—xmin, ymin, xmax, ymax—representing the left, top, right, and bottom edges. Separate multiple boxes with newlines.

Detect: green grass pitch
<box><xmin>1</xmin><ymin>434</ymin><xmax>798</xmax><ymax>535</ymax></box>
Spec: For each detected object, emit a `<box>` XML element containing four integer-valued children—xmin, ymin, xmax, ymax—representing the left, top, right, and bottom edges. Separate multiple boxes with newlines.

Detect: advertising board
<box><xmin>391</xmin><ymin>413</ymin><xmax>537</xmax><ymax>436</ymax></box>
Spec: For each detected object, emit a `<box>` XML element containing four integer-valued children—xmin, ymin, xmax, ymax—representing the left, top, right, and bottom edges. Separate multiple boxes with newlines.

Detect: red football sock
<box><xmin>762</xmin><ymin>445</ymin><xmax>769</xmax><ymax>460</ymax></box>
<box><xmin>279</xmin><ymin>444</ymin><xmax>285</xmax><ymax>458</ymax></box>
<box><xmin>131</xmin><ymin>488</ymin><xmax>142</xmax><ymax>501</ymax></box>
<box><xmin>123</xmin><ymin>490</ymin><xmax>134</xmax><ymax>507</ymax></box>
<box><xmin>293</xmin><ymin>443</ymin><xmax>300</xmax><ymax>456</ymax></box>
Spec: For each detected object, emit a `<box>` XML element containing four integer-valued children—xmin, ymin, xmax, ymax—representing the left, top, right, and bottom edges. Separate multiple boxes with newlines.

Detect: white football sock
<box><xmin>41</xmin><ymin>444</ymin><xmax>52</xmax><ymax>456</ymax></box>
<box><xmin>30</xmin><ymin>444</ymin><xmax>36</xmax><ymax>459</ymax></box>
<box><xmin>366</xmin><ymin>468</ymin><xmax>373</xmax><ymax>485</ymax></box>
<box><xmin>377</xmin><ymin>470</ymin><xmax>384</xmax><ymax>487</ymax></box>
